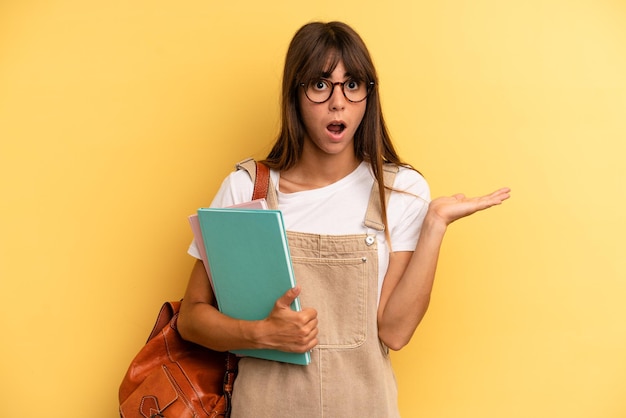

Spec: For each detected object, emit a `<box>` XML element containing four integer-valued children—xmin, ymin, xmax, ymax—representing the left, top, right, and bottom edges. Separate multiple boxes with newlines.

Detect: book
<box><xmin>195</xmin><ymin>206</ymin><xmax>311</xmax><ymax>366</ymax></box>
<box><xmin>188</xmin><ymin>199</ymin><xmax>268</xmax><ymax>282</ymax></box>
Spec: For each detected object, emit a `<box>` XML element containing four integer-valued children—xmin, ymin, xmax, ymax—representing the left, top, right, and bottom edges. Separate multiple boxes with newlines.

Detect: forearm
<box><xmin>179</xmin><ymin>297</ymin><xmax>317</xmax><ymax>354</ymax></box>
<box><xmin>176</xmin><ymin>260</ymin><xmax>265</xmax><ymax>351</ymax></box>
<box><xmin>178</xmin><ymin>299</ymin><xmax>262</xmax><ymax>352</ymax></box>
<box><xmin>378</xmin><ymin>215</ymin><xmax>447</xmax><ymax>350</ymax></box>
<box><xmin>177</xmin><ymin>260</ymin><xmax>317</xmax><ymax>353</ymax></box>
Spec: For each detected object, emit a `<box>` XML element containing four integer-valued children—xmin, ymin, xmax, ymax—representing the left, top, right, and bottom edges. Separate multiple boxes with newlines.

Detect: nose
<box><xmin>328</xmin><ymin>83</ymin><xmax>347</xmax><ymax>110</ymax></box>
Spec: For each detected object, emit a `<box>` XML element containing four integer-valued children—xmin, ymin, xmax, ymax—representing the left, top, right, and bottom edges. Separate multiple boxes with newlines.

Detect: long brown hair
<box><xmin>263</xmin><ymin>21</ymin><xmax>412</xmax><ymax>234</ymax></box>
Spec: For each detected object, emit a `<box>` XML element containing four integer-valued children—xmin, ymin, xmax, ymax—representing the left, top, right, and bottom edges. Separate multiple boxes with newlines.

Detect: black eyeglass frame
<box><xmin>299</xmin><ymin>79</ymin><xmax>375</xmax><ymax>104</ymax></box>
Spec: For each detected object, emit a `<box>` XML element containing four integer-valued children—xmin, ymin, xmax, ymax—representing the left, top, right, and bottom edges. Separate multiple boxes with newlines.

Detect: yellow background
<box><xmin>1</xmin><ymin>1</ymin><xmax>625</xmax><ymax>417</ymax></box>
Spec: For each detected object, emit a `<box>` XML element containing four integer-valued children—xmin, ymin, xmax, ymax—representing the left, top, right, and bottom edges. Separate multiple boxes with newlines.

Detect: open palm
<box><xmin>428</xmin><ymin>187</ymin><xmax>511</xmax><ymax>226</ymax></box>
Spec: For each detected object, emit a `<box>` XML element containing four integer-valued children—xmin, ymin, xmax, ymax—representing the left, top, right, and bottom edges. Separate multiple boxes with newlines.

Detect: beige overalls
<box><xmin>232</xmin><ymin>161</ymin><xmax>401</xmax><ymax>418</ymax></box>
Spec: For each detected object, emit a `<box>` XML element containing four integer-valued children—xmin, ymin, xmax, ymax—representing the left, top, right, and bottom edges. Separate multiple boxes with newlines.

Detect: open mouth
<box><xmin>327</xmin><ymin>122</ymin><xmax>346</xmax><ymax>134</ymax></box>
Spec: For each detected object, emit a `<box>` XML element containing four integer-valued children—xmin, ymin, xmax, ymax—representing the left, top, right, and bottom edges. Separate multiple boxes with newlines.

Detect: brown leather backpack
<box><xmin>119</xmin><ymin>301</ymin><xmax>237</xmax><ymax>418</ymax></box>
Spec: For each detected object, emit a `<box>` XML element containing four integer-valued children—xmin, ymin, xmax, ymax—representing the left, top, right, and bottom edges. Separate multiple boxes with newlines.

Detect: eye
<box><xmin>345</xmin><ymin>79</ymin><xmax>360</xmax><ymax>91</ymax></box>
<box><xmin>311</xmin><ymin>79</ymin><xmax>330</xmax><ymax>91</ymax></box>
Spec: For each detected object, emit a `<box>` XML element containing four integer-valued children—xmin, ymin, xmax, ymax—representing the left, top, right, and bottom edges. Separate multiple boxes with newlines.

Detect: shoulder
<box><xmin>393</xmin><ymin>165</ymin><xmax>431</xmax><ymax>202</ymax></box>
<box><xmin>220</xmin><ymin>167</ymin><xmax>255</xmax><ymax>192</ymax></box>
<box><xmin>230</xmin><ymin>166</ymin><xmax>255</xmax><ymax>185</ymax></box>
<box><xmin>210</xmin><ymin>166</ymin><xmax>254</xmax><ymax>208</ymax></box>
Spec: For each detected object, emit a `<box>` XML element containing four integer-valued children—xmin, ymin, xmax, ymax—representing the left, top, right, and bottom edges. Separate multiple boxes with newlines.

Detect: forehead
<box><xmin>301</xmin><ymin>49</ymin><xmax>367</xmax><ymax>81</ymax></box>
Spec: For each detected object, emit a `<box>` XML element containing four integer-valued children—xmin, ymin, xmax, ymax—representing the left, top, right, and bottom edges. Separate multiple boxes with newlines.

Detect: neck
<box><xmin>279</xmin><ymin>153</ymin><xmax>361</xmax><ymax>192</ymax></box>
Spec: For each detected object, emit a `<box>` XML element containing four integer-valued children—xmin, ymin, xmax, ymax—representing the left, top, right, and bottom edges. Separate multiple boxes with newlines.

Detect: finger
<box><xmin>296</xmin><ymin>324</ymin><xmax>319</xmax><ymax>352</ymax></box>
<box><xmin>275</xmin><ymin>286</ymin><xmax>301</xmax><ymax>309</ymax></box>
<box><xmin>487</xmin><ymin>187</ymin><xmax>511</xmax><ymax>203</ymax></box>
<box><xmin>302</xmin><ymin>335</ymin><xmax>319</xmax><ymax>352</ymax></box>
<box><xmin>463</xmin><ymin>190</ymin><xmax>509</xmax><ymax>213</ymax></box>
<box><xmin>299</xmin><ymin>307</ymin><xmax>318</xmax><ymax>324</ymax></box>
<box><xmin>491</xmin><ymin>187</ymin><xmax>511</xmax><ymax>197</ymax></box>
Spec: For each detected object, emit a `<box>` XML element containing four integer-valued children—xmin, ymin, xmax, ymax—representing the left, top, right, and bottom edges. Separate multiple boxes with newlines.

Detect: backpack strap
<box><xmin>236</xmin><ymin>158</ymin><xmax>279</xmax><ymax>209</ymax></box>
<box><xmin>252</xmin><ymin>161</ymin><xmax>270</xmax><ymax>201</ymax></box>
<box><xmin>364</xmin><ymin>164</ymin><xmax>399</xmax><ymax>231</ymax></box>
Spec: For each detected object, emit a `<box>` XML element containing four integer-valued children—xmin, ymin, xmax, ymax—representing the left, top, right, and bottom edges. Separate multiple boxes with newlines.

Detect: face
<box><xmin>298</xmin><ymin>60</ymin><xmax>367</xmax><ymax>159</ymax></box>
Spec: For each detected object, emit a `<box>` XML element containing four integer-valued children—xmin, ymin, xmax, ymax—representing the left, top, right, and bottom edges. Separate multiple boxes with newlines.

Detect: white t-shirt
<box><xmin>188</xmin><ymin>161</ymin><xmax>430</xmax><ymax>300</ymax></box>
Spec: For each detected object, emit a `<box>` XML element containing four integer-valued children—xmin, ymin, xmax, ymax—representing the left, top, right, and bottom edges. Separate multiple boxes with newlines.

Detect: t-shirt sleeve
<box><xmin>387</xmin><ymin>168</ymin><xmax>431</xmax><ymax>253</ymax></box>
<box><xmin>209</xmin><ymin>169</ymin><xmax>255</xmax><ymax>208</ymax></box>
<box><xmin>187</xmin><ymin>170</ymin><xmax>255</xmax><ymax>259</ymax></box>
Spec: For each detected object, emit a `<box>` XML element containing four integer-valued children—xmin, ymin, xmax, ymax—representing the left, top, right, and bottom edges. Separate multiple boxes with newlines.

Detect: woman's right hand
<box><xmin>256</xmin><ymin>286</ymin><xmax>319</xmax><ymax>353</ymax></box>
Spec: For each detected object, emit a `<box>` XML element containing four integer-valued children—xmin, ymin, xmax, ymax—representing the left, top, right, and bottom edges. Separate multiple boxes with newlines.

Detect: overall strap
<box><xmin>236</xmin><ymin>158</ymin><xmax>279</xmax><ymax>209</ymax></box>
<box><xmin>364</xmin><ymin>164</ymin><xmax>399</xmax><ymax>231</ymax></box>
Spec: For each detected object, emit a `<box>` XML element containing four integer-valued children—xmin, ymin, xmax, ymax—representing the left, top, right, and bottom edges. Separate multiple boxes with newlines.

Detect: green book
<box><xmin>197</xmin><ymin>208</ymin><xmax>311</xmax><ymax>366</ymax></box>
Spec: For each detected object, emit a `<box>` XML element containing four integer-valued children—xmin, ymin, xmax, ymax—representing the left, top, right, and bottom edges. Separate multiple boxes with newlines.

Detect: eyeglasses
<box><xmin>300</xmin><ymin>78</ymin><xmax>374</xmax><ymax>104</ymax></box>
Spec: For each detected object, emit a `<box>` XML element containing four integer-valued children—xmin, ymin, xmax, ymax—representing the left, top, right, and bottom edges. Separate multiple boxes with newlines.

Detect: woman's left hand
<box><xmin>427</xmin><ymin>187</ymin><xmax>511</xmax><ymax>227</ymax></box>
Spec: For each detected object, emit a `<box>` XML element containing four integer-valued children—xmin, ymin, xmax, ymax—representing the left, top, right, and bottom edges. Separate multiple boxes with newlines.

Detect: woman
<box><xmin>178</xmin><ymin>21</ymin><xmax>510</xmax><ymax>417</ymax></box>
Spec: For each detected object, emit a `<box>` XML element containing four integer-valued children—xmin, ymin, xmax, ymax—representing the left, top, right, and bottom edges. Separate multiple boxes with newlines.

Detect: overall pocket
<box><xmin>292</xmin><ymin>256</ymin><xmax>368</xmax><ymax>349</ymax></box>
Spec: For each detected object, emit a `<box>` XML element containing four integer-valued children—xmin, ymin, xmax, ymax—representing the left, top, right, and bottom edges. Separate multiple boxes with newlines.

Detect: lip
<box><xmin>328</xmin><ymin>119</ymin><xmax>346</xmax><ymax>127</ymax></box>
<box><xmin>326</xmin><ymin>120</ymin><xmax>347</xmax><ymax>140</ymax></box>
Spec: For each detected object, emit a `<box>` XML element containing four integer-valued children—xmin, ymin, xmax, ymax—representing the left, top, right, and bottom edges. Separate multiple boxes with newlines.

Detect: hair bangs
<box><xmin>340</xmin><ymin>47</ymin><xmax>374</xmax><ymax>83</ymax></box>
<box><xmin>296</xmin><ymin>27</ymin><xmax>374</xmax><ymax>83</ymax></box>
<box><xmin>297</xmin><ymin>45</ymin><xmax>337</xmax><ymax>83</ymax></box>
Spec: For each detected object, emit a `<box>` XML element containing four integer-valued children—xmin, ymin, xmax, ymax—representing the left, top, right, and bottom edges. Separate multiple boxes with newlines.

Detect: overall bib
<box><xmin>231</xmin><ymin>161</ymin><xmax>400</xmax><ymax>418</ymax></box>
